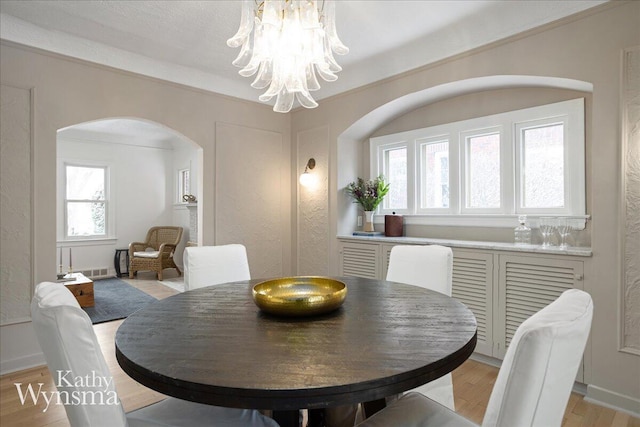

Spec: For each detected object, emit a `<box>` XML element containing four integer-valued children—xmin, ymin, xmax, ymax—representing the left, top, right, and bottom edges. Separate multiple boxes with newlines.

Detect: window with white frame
<box><xmin>463</xmin><ymin>129</ymin><xmax>502</xmax><ymax>212</ymax></box>
<box><xmin>380</xmin><ymin>143</ymin><xmax>410</xmax><ymax>212</ymax></box>
<box><xmin>370</xmin><ymin>98</ymin><xmax>586</xmax><ymax>226</ymax></box>
<box><xmin>419</xmin><ymin>137</ymin><xmax>451</xmax><ymax>210</ymax></box>
<box><xmin>64</xmin><ymin>164</ymin><xmax>109</xmax><ymax>238</ymax></box>
<box><xmin>517</xmin><ymin>121</ymin><xmax>566</xmax><ymax>210</ymax></box>
<box><xmin>177</xmin><ymin>168</ymin><xmax>191</xmax><ymax>203</ymax></box>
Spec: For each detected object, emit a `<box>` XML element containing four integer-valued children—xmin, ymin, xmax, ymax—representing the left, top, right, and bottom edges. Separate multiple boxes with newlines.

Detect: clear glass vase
<box><xmin>514</xmin><ymin>215</ymin><xmax>531</xmax><ymax>245</ymax></box>
<box><xmin>539</xmin><ymin>217</ymin><xmax>556</xmax><ymax>247</ymax></box>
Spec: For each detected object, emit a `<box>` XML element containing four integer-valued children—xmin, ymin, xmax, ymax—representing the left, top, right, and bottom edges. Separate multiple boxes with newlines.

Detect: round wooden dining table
<box><xmin>115</xmin><ymin>276</ymin><xmax>477</xmax><ymax>427</ymax></box>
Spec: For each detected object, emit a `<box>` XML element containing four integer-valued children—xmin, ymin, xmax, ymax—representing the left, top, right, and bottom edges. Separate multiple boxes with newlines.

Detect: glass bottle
<box><xmin>514</xmin><ymin>215</ymin><xmax>531</xmax><ymax>245</ymax></box>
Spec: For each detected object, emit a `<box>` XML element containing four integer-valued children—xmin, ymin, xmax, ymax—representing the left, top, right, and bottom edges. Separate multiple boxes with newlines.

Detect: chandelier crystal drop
<box><xmin>227</xmin><ymin>0</ymin><xmax>349</xmax><ymax>113</ymax></box>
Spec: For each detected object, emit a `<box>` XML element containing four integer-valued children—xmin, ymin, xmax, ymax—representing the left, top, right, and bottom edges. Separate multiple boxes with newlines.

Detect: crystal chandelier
<box><xmin>227</xmin><ymin>0</ymin><xmax>349</xmax><ymax>113</ymax></box>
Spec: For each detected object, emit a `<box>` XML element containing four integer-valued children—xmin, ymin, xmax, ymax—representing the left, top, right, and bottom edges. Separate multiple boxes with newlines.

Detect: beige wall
<box><xmin>297</xmin><ymin>126</ymin><xmax>330</xmax><ymax>275</ymax></box>
<box><xmin>0</xmin><ymin>41</ymin><xmax>292</xmax><ymax>372</ymax></box>
<box><xmin>291</xmin><ymin>1</ymin><xmax>640</xmax><ymax>413</ymax></box>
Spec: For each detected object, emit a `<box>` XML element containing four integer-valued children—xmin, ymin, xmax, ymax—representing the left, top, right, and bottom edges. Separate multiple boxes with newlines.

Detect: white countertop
<box><xmin>337</xmin><ymin>234</ymin><xmax>592</xmax><ymax>257</ymax></box>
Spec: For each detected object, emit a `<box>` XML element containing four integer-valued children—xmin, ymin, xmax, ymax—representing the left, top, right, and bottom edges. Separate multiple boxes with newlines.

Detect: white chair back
<box><xmin>482</xmin><ymin>288</ymin><xmax>593</xmax><ymax>427</ymax></box>
<box><xmin>356</xmin><ymin>289</ymin><xmax>593</xmax><ymax>427</ymax></box>
<box><xmin>386</xmin><ymin>245</ymin><xmax>452</xmax><ymax>296</ymax></box>
<box><xmin>183</xmin><ymin>244</ymin><xmax>251</xmax><ymax>291</ymax></box>
<box><xmin>31</xmin><ymin>282</ymin><xmax>280</xmax><ymax>427</ymax></box>
<box><xmin>31</xmin><ymin>282</ymin><xmax>128</xmax><ymax>427</ymax></box>
<box><xmin>385</xmin><ymin>244</ymin><xmax>455</xmax><ymax>410</ymax></box>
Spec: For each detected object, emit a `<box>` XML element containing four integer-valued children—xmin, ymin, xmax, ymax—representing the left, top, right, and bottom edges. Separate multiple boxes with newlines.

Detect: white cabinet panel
<box><xmin>337</xmin><ymin>238</ymin><xmax>588</xmax><ymax>380</ymax></box>
<box><xmin>497</xmin><ymin>255</ymin><xmax>584</xmax><ymax>354</ymax></box>
<box><xmin>452</xmin><ymin>249</ymin><xmax>494</xmax><ymax>357</ymax></box>
<box><xmin>339</xmin><ymin>241</ymin><xmax>380</xmax><ymax>279</ymax></box>
<box><xmin>381</xmin><ymin>244</ymin><xmax>395</xmax><ymax>279</ymax></box>
<box><xmin>497</xmin><ymin>254</ymin><xmax>585</xmax><ymax>381</ymax></box>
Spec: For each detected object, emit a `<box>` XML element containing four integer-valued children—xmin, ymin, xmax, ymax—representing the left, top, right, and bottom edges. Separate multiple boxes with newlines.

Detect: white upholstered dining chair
<box><xmin>386</xmin><ymin>244</ymin><xmax>455</xmax><ymax>410</ymax></box>
<box><xmin>355</xmin><ymin>288</ymin><xmax>594</xmax><ymax>427</ymax></box>
<box><xmin>31</xmin><ymin>281</ymin><xmax>279</xmax><ymax>427</ymax></box>
<box><xmin>183</xmin><ymin>244</ymin><xmax>251</xmax><ymax>291</ymax></box>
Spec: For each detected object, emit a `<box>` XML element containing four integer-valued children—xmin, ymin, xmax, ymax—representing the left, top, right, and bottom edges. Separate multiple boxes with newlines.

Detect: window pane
<box><xmin>467</xmin><ymin>133</ymin><xmax>500</xmax><ymax>208</ymax></box>
<box><xmin>67</xmin><ymin>202</ymin><xmax>106</xmax><ymax>236</ymax></box>
<box><xmin>178</xmin><ymin>169</ymin><xmax>190</xmax><ymax>201</ymax></box>
<box><xmin>181</xmin><ymin>170</ymin><xmax>190</xmax><ymax>196</ymax></box>
<box><xmin>66</xmin><ymin>166</ymin><xmax>105</xmax><ymax>200</ymax></box>
<box><xmin>522</xmin><ymin>124</ymin><xmax>564</xmax><ymax>208</ymax></box>
<box><xmin>420</xmin><ymin>141</ymin><xmax>449</xmax><ymax>208</ymax></box>
<box><xmin>384</xmin><ymin>147</ymin><xmax>407</xmax><ymax>209</ymax></box>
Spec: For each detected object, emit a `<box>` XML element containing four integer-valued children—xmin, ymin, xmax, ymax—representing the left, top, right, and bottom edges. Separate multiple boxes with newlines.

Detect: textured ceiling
<box><xmin>1</xmin><ymin>0</ymin><xmax>607</xmax><ymax>113</ymax></box>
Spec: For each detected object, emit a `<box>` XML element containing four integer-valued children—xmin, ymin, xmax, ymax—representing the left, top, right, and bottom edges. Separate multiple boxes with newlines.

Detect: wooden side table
<box><xmin>63</xmin><ymin>273</ymin><xmax>94</xmax><ymax>307</ymax></box>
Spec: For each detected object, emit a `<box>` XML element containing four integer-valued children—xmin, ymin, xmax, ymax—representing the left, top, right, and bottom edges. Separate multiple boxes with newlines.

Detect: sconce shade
<box><xmin>299</xmin><ymin>172</ymin><xmax>315</xmax><ymax>187</ymax></box>
<box><xmin>300</xmin><ymin>158</ymin><xmax>316</xmax><ymax>187</ymax></box>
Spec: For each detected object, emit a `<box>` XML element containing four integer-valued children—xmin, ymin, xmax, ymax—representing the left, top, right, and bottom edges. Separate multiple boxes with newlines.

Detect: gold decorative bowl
<box><xmin>252</xmin><ymin>276</ymin><xmax>347</xmax><ymax>317</ymax></box>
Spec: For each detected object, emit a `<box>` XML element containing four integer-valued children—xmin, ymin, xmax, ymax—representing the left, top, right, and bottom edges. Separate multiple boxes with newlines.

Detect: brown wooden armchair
<box><xmin>129</xmin><ymin>226</ymin><xmax>183</xmax><ymax>280</ymax></box>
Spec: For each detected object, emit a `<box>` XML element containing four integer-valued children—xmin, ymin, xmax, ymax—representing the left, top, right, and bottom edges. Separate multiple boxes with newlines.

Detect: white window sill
<box><xmin>373</xmin><ymin>214</ymin><xmax>589</xmax><ymax>230</ymax></box>
<box><xmin>57</xmin><ymin>238</ymin><xmax>118</xmax><ymax>247</ymax></box>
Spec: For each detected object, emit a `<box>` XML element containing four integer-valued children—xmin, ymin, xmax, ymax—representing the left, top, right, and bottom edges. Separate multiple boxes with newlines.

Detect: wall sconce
<box><xmin>299</xmin><ymin>158</ymin><xmax>316</xmax><ymax>188</ymax></box>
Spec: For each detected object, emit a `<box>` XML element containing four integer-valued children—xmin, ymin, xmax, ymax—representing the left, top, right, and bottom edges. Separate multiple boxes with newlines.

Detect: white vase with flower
<box><xmin>345</xmin><ymin>176</ymin><xmax>390</xmax><ymax>233</ymax></box>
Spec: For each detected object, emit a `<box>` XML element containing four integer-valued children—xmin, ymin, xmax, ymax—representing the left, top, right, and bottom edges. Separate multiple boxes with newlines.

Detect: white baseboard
<box><xmin>470</xmin><ymin>352</ymin><xmax>587</xmax><ymax>396</ymax></box>
<box><xmin>585</xmin><ymin>385</ymin><xmax>640</xmax><ymax>418</ymax></box>
<box><xmin>0</xmin><ymin>351</ymin><xmax>45</xmax><ymax>376</ymax></box>
<box><xmin>468</xmin><ymin>354</ymin><xmax>639</xmax><ymax>415</ymax></box>
<box><xmin>470</xmin><ymin>352</ymin><xmax>502</xmax><ymax>368</ymax></box>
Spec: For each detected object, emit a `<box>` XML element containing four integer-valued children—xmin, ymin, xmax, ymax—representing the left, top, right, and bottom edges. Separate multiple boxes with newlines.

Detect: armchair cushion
<box><xmin>133</xmin><ymin>251</ymin><xmax>161</xmax><ymax>259</ymax></box>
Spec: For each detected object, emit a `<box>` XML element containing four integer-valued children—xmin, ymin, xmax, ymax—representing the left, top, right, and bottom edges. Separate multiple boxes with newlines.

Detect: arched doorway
<box><xmin>56</xmin><ymin>117</ymin><xmax>202</xmax><ymax>279</ymax></box>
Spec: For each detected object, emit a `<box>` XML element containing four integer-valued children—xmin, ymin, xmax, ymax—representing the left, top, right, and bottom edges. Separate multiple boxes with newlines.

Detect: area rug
<box><xmin>83</xmin><ymin>278</ymin><xmax>157</xmax><ymax>324</ymax></box>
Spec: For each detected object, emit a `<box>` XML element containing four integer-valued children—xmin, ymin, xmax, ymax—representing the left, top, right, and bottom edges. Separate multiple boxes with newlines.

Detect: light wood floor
<box><xmin>1</xmin><ymin>271</ymin><xmax>638</xmax><ymax>427</ymax></box>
